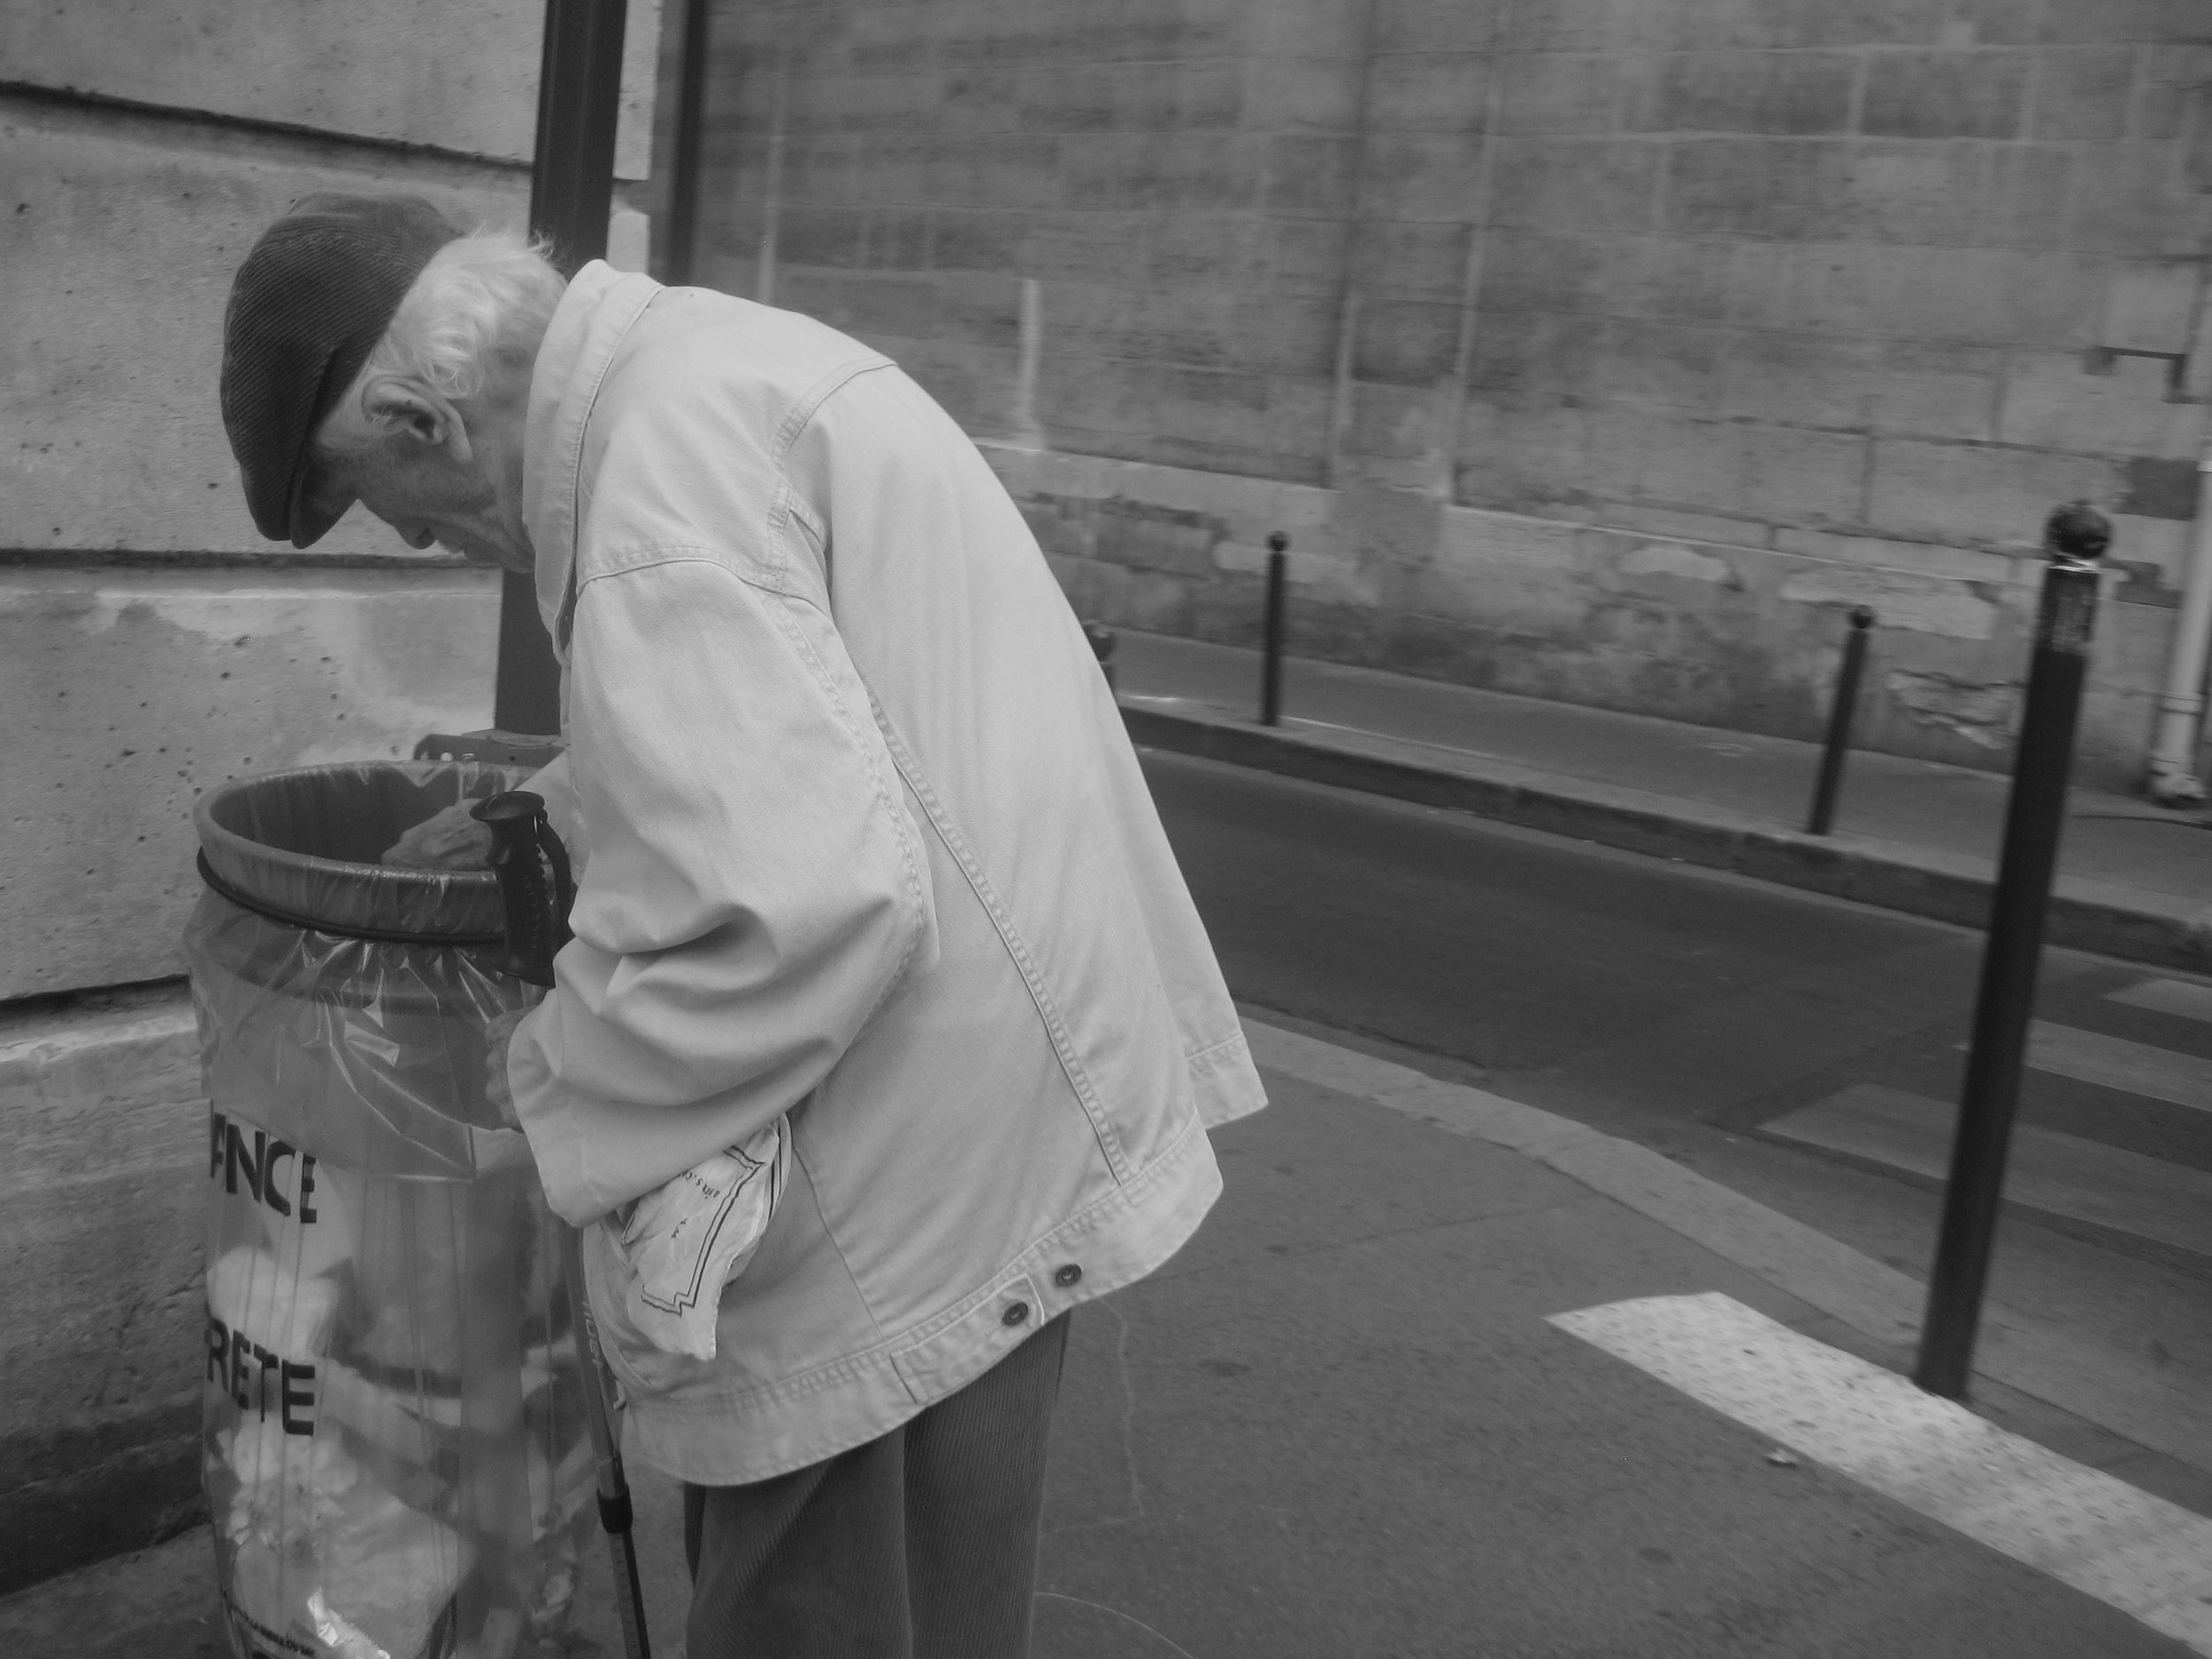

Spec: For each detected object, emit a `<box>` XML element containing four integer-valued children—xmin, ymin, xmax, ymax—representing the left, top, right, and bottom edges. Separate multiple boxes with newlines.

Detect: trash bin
<box><xmin>185</xmin><ymin>761</ymin><xmax>595</xmax><ymax>1659</ymax></box>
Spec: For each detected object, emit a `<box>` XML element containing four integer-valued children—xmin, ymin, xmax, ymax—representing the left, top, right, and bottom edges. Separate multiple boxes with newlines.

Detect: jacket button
<box><xmin>1002</xmin><ymin>1302</ymin><xmax>1030</xmax><ymax>1327</ymax></box>
<box><xmin>1054</xmin><ymin>1264</ymin><xmax>1082</xmax><ymax>1287</ymax></box>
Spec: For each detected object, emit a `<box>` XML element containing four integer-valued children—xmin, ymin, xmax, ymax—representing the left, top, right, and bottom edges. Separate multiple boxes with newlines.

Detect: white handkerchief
<box><xmin>614</xmin><ymin>1118</ymin><xmax>788</xmax><ymax>1361</ymax></box>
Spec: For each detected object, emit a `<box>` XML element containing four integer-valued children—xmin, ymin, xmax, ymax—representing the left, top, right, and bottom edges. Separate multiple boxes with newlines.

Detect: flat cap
<box><xmin>219</xmin><ymin>193</ymin><xmax>465</xmax><ymax>547</ymax></box>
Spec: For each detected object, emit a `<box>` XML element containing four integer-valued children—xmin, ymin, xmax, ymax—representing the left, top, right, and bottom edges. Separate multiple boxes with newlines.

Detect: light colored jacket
<box><xmin>505</xmin><ymin>263</ymin><xmax>1266</xmax><ymax>1484</ymax></box>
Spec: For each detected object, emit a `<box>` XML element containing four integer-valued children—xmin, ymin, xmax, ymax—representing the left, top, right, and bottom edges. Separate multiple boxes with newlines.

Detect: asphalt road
<box><xmin>1140</xmin><ymin>747</ymin><xmax>2212</xmax><ymax>1445</ymax></box>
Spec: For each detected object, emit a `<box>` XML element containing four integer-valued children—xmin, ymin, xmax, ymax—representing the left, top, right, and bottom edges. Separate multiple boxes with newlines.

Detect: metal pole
<box><xmin>658</xmin><ymin>0</ymin><xmax>713</xmax><ymax>287</ymax></box>
<box><xmin>1914</xmin><ymin>501</ymin><xmax>2110</xmax><ymax>1401</ymax></box>
<box><xmin>1807</xmin><ymin>605</ymin><xmax>1876</xmax><ymax>836</ymax></box>
<box><xmin>495</xmin><ymin>0</ymin><xmax>632</xmax><ymax>737</ymax></box>
<box><xmin>1261</xmin><ymin>531</ymin><xmax>1288</xmax><ymax>727</ymax></box>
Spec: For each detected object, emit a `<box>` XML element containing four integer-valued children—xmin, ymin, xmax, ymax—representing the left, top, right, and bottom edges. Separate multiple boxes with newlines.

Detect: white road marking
<box><xmin>1549</xmin><ymin>1292</ymin><xmax>2212</xmax><ymax>1654</ymax></box>
<box><xmin>2110</xmin><ymin>979</ymin><xmax>2212</xmax><ymax>1026</ymax></box>
<box><xmin>1766</xmin><ymin>1083</ymin><xmax>2212</xmax><ymax>1258</ymax></box>
<box><xmin>2025</xmin><ymin>1022</ymin><xmax>2212</xmax><ymax>1115</ymax></box>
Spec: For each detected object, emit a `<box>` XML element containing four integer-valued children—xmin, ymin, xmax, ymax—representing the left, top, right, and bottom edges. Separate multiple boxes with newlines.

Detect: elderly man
<box><xmin>219</xmin><ymin>194</ymin><xmax>1263</xmax><ymax>1659</ymax></box>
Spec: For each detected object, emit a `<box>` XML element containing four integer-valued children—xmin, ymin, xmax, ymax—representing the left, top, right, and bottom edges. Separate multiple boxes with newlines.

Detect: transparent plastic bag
<box><xmin>186</xmin><ymin>764</ymin><xmax>595</xmax><ymax>1659</ymax></box>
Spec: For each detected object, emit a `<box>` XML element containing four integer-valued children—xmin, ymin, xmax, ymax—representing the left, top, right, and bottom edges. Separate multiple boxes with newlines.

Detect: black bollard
<box><xmin>1807</xmin><ymin>605</ymin><xmax>1876</xmax><ymax>836</ymax></box>
<box><xmin>1083</xmin><ymin>620</ymin><xmax>1118</xmax><ymax>695</ymax></box>
<box><xmin>1261</xmin><ymin>531</ymin><xmax>1288</xmax><ymax>727</ymax></box>
<box><xmin>1914</xmin><ymin>501</ymin><xmax>2110</xmax><ymax>1402</ymax></box>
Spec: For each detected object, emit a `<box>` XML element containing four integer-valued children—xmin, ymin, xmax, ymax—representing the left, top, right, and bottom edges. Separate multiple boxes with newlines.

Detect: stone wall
<box><xmin>0</xmin><ymin>0</ymin><xmax>659</xmax><ymax>1588</ymax></box>
<box><xmin>688</xmin><ymin>0</ymin><xmax>2212</xmax><ymax>787</ymax></box>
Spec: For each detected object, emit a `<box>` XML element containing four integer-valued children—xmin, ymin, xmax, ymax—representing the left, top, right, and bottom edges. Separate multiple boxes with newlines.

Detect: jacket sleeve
<box><xmin>506</xmin><ymin>552</ymin><xmax>939</xmax><ymax>1225</ymax></box>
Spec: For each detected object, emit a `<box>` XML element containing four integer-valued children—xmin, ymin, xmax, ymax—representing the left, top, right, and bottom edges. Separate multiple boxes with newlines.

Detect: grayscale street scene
<box><xmin>5</xmin><ymin>1</ymin><xmax>2212</xmax><ymax>1656</ymax></box>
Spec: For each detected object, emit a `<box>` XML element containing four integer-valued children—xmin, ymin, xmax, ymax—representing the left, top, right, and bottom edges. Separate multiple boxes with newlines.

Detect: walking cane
<box><xmin>476</xmin><ymin>792</ymin><xmax>653</xmax><ymax>1659</ymax></box>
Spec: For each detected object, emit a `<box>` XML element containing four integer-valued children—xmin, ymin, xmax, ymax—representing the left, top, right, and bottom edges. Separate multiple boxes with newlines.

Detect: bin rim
<box><xmin>193</xmin><ymin>759</ymin><xmax>524</xmax><ymax>942</ymax></box>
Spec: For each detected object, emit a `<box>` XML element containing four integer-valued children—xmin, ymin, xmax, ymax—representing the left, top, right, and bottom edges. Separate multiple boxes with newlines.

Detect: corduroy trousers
<box><xmin>682</xmin><ymin>1312</ymin><xmax>1071</xmax><ymax>1659</ymax></box>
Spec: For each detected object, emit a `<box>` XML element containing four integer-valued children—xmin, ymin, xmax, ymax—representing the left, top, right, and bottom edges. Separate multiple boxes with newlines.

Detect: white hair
<box><xmin>360</xmin><ymin>226</ymin><xmax>566</xmax><ymax>405</ymax></box>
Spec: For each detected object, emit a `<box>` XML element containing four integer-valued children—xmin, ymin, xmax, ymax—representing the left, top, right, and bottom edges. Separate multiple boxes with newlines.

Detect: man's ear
<box><xmin>358</xmin><ymin>375</ymin><xmax>475</xmax><ymax>465</ymax></box>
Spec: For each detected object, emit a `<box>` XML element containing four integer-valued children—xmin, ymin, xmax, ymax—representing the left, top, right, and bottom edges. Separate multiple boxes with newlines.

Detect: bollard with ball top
<box><xmin>1914</xmin><ymin>501</ymin><xmax>2111</xmax><ymax>1402</ymax></box>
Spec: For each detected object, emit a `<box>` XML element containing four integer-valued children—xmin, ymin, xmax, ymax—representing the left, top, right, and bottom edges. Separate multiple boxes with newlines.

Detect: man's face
<box><xmin>310</xmin><ymin>375</ymin><xmax>534</xmax><ymax>573</ymax></box>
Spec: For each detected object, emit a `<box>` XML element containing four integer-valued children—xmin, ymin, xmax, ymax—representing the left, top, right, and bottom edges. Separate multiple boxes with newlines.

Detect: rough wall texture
<box><xmin>690</xmin><ymin>0</ymin><xmax>2212</xmax><ymax>786</ymax></box>
<box><xmin>0</xmin><ymin>0</ymin><xmax>659</xmax><ymax>1589</ymax></box>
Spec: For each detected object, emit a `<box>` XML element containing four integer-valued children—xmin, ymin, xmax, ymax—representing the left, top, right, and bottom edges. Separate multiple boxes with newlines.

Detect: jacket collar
<box><xmin>524</xmin><ymin>260</ymin><xmax>664</xmax><ymax>660</ymax></box>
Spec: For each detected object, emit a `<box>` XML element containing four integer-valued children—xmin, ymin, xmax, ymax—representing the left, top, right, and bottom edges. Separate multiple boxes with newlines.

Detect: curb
<box><xmin>1125</xmin><ymin>701</ymin><xmax>2212</xmax><ymax>975</ymax></box>
<box><xmin>1242</xmin><ymin>1017</ymin><xmax>2212</xmax><ymax>1481</ymax></box>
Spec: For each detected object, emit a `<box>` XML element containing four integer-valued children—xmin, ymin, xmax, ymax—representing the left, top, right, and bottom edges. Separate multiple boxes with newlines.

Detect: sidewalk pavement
<box><xmin>1110</xmin><ymin>630</ymin><xmax>2212</xmax><ymax>972</ymax></box>
<box><xmin>8</xmin><ymin>1025</ymin><xmax>2210</xmax><ymax>1657</ymax></box>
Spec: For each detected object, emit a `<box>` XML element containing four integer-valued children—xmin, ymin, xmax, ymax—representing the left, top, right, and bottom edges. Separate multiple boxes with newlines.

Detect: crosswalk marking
<box><xmin>1765</xmin><ymin>1084</ymin><xmax>2212</xmax><ymax>1259</ymax></box>
<box><xmin>2108</xmin><ymin>979</ymin><xmax>2212</xmax><ymax>1025</ymax></box>
<box><xmin>2024</xmin><ymin>1021</ymin><xmax>2212</xmax><ymax>1115</ymax></box>
<box><xmin>1551</xmin><ymin>1293</ymin><xmax>2212</xmax><ymax>1654</ymax></box>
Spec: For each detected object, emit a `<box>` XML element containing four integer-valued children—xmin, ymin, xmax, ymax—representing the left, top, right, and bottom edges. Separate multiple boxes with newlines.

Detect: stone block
<box><xmin>1351</xmin><ymin>221</ymin><xmax>1474</xmax><ymax>301</ymax></box>
<box><xmin>1661</xmin><ymin>0</ymin><xmax>1947</xmax><ymax>51</ymax></box>
<box><xmin>1997</xmin><ymin>351</ymin><xmax>2206</xmax><ymax>458</ymax></box>
<box><xmin>785</xmin><ymin>269</ymin><xmax>943</xmax><ymax>340</ymax></box>
<box><xmin>1862</xmin><ymin>50</ymin><xmax>2028</xmax><ymax>140</ymax></box>
<box><xmin>929</xmin><ymin>209</ymin><xmax>1026</xmax><ymax>273</ymax></box>
<box><xmin>1020</xmin><ymin>211</ymin><xmax>1155</xmax><ymax>281</ymax></box>
<box><xmin>2135</xmin><ymin>45</ymin><xmax>2212</xmax><ymax>142</ymax></box>
<box><xmin>0</xmin><ymin>566</ymin><xmax>501</xmax><ymax>999</ymax></box>
<box><xmin>1773</xmin><ymin>528</ymin><xmax>2024</xmax><ymax>584</ymax></box>
<box><xmin>1496</xmin><ymin>52</ymin><xmax>1641</xmax><ymax>136</ymax></box>
<box><xmin>1643</xmin><ymin>50</ymin><xmax>1857</xmax><ymax>134</ymax></box>
<box><xmin>1589</xmin><ymin>410</ymin><xmax>1867</xmax><ymax>523</ymax></box>
<box><xmin>1837</xmin><ymin>140</ymin><xmax>2072</xmax><ymax>250</ymax></box>
<box><xmin>2039</xmin><ymin>0</ymin><xmax>2212</xmax><ymax>45</ymax></box>
<box><xmin>1263</xmin><ymin>134</ymin><xmax>1361</xmax><ymax>213</ymax></box>
<box><xmin>1351</xmin><ymin>297</ymin><xmax>1463</xmax><ymax>386</ymax></box>
<box><xmin>1094</xmin><ymin>499</ymin><xmax>1229</xmax><ymax>577</ymax></box>
<box><xmin>1245</xmin><ymin>56</ymin><xmax>1365</xmax><ymax>134</ymax></box>
<box><xmin>2029</xmin><ymin>47</ymin><xmax>2139</xmax><ymax>141</ymax></box>
<box><xmin>1271</xmin><ymin>217</ymin><xmax>1356</xmax><ymax>296</ymax></box>
<box><xmin>1252</xmin><ymin>0</ymin><xmax>1367</xmax><ymax>59</ymax></box>
<box><xmin>1490</xmin><ymin>137</ymin><xmax>1664</xmax><ymax>234</ymax></box>
<box><xmin>1</xmin><ymin>108</ymin><xmax>526</xmax><ymax>558</ymax></box>
<box><xmin>2118</xmin><ymin>456</ymin><xmax>2203</xmax><ymax>521</ymax></box>
<box><xmin>1371</xmin><ymin>0</ymin><xmax>1512</xmax><ymax>54</ymax></box>
<box><xmin>2101</xmin><ymin>262</ymin><xmax>2205</xmax><ymax>355</ymax></box>
<box><xmin>1494</xmin><ymin>0</ymin><xmax>1663</xmax><ymax>53</ymax></box>
<box><xmin>1722</xmin><ymin>332</ymin><xmax>2001</xmax><ymax>440</ymax></box>
<box><xmin>1725</xmin><ymin>242</ymin><xmax>2105</xmax><ymax>348</ymax></box>
<box><xmin>1467</xmin><ymin>310</ymin><xmax>1601</xmax><ymax>406</ymax></box>
<box><xmin>1663</xmin><ymin>136</ymin><xmax>1851</xmax><ymax>238</ymax></box>
<box><xmin>1233</xmin><ymin>292</ymin><xmax>1346</xmax><ymax>376</ymax></box>
<box><xmin>2068</xmin><ymin>142</ymin><xmax>2212</xmax><ymax>259</ymax></box>
<box><xmin>1585</xmin><ymin>319</ymin><xmax>1731</xmax><ymax>413</ymax></box>
<box><xmin>1454</xmin><ymin>400</ymin><xmax>1596</xmax><ymax>512</ymax></box>
<box><xmin>1018</xmin><ymin>60</ymin><xmax>1247</xmax><ymax>131</ymax></box>
<box><xmin>6</xmin><ymin>0</ymin><xmax>658</xmax><ymax>178</ymax></box>
<box><xmin>1869</xmin><ymin>437</ymin><xmax>2120</xmax><ymax>544</ymax></box>
<box><xmin>1594</xmin><ymin>503</ymin><xmax>1775</xmax><ymax>548</ymax></box>
<box><xmin>1365</xmin><ymin>51</ymin><xmax>1492</xmax><ymax>134</ymax></box>
<box><xmin>787</xmin><ymin>70</ymin><xmax>942</xmax><ymax>135</ymax></box>
<box><xmin>1149</xmin><ymin>212</ymin><xmax>1275</xmax><ymax>288</ymax></box>
<box><xmin>776</xmin><ymin>204</ymin><xmax>872</xmax><ymax>269</ymax></box>
<box><xmin>0</xmin><ymin>992</ymin><xmax>209</xmax><ymax>1589</ymax></box>
<box><xmin>940</xmin><ymin>62</ymin><xmax>1024</xmax><ymax>133</ymax></box>
<box><xmin>1356</xmin><ymin>132</ymin><xmax>1489</xmax><ymax>223</ymax></box>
